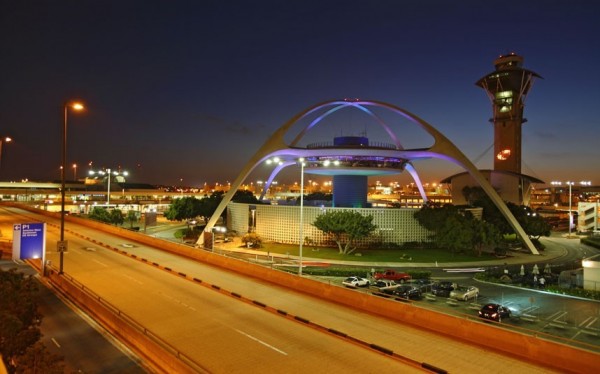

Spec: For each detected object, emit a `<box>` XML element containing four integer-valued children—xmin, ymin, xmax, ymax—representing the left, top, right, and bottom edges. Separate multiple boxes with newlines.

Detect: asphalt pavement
<box><xmin>0</xmin><ymin>260</ymin><xmax>146</xmax><ymax>374</ymax></box>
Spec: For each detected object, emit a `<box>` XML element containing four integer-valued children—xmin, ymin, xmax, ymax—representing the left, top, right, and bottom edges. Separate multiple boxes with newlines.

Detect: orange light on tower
<box><xmin>496</xmin><ymin>149</ymin><xmax>511</xmax><ymax>161</ymax></box>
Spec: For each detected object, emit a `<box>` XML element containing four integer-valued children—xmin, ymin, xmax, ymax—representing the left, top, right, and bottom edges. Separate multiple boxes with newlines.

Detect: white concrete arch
<box><xmin>289</xmin><ymin>101</ymin><xmax>403</xmax><ymax>149</ymax></box>
<box><xmin>199</xmin><ymin>99</ymin><xmax>538</xmax><ymax>255</ymax></box>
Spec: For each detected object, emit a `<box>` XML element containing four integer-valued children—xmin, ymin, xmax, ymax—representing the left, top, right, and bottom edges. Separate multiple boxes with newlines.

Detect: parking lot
<box><xmin>336</xmin><ymin>276</ymin><xmax>600</xmax><ymax>353</ymax></box>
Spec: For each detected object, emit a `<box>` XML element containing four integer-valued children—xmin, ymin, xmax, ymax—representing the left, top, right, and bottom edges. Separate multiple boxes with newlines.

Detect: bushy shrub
<box><xmin>545</xmin><ymin>285</ymin><xmax>600</xmax><ymax>300</ymax></box>
<box><xmin>531</xmin><ymin>238</ymin><xmax>545</xmax><ymax>251</ymax></box>
<box><xmin>494</xmin><ymin>247</ymin><xmax>507</xmax><ymax>257</ymax></box>
<box><xmin>284</xmin><ymin>267</ymin><xmax>368</xmax><ymax>277</ymax></box>
<box><xmin>406</xmin><ymin>270</ymin><xmax>431</xmax><ymax>280</ymax></box>
<box><xmin>581</xmin><ymin>236</ymin><xmax>600</xmax><ymax>249</ymax></box>
<box><xmin>242</xmin><ymin>233</ymin><xmax>262</xmax><ymax>248</ymax></box>
<box><xmin>281</xmin><ymin>267</ymin><xmax>432</xmax><ymax>281</ymax></box>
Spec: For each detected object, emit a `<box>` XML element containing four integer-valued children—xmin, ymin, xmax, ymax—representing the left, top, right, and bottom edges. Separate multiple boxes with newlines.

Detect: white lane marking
<box><xmin>443</xmin><ymin>268</ymin><xmax>485</xmax><ymax>273</ymax></box>
<box><xmin>234</xmin><ymin>328</ymin><xmax>288</xmax><ymax>355</ymax></box>
<box><xmin>155</xmin><ymin>291</ymin><xmax>196</xmax><ymax>312</ymax></box>
<box><xmin>122</xmin><ymin>274</ymin><xmax>143</xmax><ymax>285</ymax></box>
<box><xmin>92</xmin><ymin>259</ymin><xmax>109</xmax><ymax>267</ymax></box>
<box><xmin>51</xmin><ymin>338</ymin><xmax>61</xmax><ymax>348</ymax></box>
<box><xmin>579</xmin><ymin>316</ymin><xmax>593</xmax><ymax>327</ymax></box>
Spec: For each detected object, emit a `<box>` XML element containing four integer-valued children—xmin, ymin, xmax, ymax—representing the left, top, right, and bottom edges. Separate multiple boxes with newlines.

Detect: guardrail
<box><xmin>37</xmin><ymin>262</ymin><xmax>208</xmax><ymax>374</ymax></box>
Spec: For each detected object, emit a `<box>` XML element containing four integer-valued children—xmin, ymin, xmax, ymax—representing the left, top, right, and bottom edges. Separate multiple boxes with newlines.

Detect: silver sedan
<box><xmin>449</xmin><ymin>285</ymin><xmax>479</xmax><ymax>301</ymax></box>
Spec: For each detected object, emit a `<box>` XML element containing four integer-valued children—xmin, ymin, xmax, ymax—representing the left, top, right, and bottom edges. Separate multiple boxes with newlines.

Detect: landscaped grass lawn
<box><xmin>254</xmin><ymin>242</ymin><xmax>497</xmax><ymax>263</ymax></box>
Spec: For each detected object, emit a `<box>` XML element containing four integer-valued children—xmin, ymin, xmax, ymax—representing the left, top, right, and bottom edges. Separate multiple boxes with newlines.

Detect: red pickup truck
<box><xmin>373</xmin><ymin>269</ymin><xmax>411</xmax><ymax>283</ymax></box>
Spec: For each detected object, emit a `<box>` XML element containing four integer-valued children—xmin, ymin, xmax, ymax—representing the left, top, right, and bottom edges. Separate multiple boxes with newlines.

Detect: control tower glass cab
<box><xmin>476</xmin><ymin>53</ymin><xmax>541</xmax><ymax>174</ymax></box>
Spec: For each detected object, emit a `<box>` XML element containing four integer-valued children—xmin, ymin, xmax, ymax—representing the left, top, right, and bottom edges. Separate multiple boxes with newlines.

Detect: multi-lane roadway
<box><xmin>0</xmin><ymin>206</ymin><xmax>574</xmax><ymax>372</ymax></box>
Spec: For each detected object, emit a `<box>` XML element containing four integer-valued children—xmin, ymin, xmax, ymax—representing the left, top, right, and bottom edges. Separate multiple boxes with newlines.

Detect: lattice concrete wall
<box><xmin>227</xmin><ymin>202</ymin><xmax>431</xmax><ymax>246</ymax></box>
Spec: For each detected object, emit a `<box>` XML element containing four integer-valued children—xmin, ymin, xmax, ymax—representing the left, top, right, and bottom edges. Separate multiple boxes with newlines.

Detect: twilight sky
<box><xmin>1</xmin><ymin>0</ymin><xmax>599</xmax><ymax>187</ymax></box>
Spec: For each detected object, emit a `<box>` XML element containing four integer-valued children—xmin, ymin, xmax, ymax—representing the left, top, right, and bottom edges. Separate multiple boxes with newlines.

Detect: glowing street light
<box><xmin>72</xmin><ymin>163</ymin><xmax>77</xmax><ymax>180</ymax></box>
<box><xmin>89</xmin><ymin>168</ymin><xmax>129</xmax><ymax>206</ymax></box>
<box><xmin>211</xmin><ymin>226</ymin><xmax>227</xmax><ymax>252</ymax></box>
<box><xmin>0</xmin><ymin>136</ymin><xmax>13</xmax><ymax>174</ymax></box>
<box><xmin>60</xmin><ymin>101</ymin><xmax>85</xmax><ymax>274</ymax></box>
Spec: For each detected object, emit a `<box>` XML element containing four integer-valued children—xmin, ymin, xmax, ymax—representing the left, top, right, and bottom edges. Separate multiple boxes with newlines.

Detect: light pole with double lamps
<box><xmin>551</xmin><ymin>180</ymin><xmax>591</xmax><ymax>237</ymax></box>
<box><xmin>88</xmin><ymin>168</ymin><xmax>129</xmax><ymax>206</ymax></box>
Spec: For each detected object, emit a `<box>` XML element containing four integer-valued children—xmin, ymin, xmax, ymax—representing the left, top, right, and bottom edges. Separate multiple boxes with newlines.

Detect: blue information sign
<box><xmin>12</xmin><ymin>223</ymin><xmax>47</xmax><ymax>260</ymax></box>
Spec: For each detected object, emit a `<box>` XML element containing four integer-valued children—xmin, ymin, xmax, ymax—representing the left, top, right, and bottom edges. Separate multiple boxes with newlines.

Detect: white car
<box><xmin>449</xmin><ymin>285</ymin><xmax>479</xmax><ymax>301</ymax></box>
<box><xmin>342</xmin><ymin>276</ymin><xmax>370</xmax><ymax>288</ymax></box>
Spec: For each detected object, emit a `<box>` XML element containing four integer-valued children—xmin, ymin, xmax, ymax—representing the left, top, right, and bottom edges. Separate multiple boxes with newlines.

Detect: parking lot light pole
<box><xmin>107</xmin><ymin>168</ymin><xmax>112</xmax><ymax>205</ymax></box>
<box><xmin>88</xmin><ymin>168</ymin><xmax>129</xmax><ymax>207</ymax></box>
<box><xmin>566</xmin><ymin>181</ymin><xmax>574</xmax><ymax>237</ymax></box>
<box><xmin>552</xmin><ymin>180</ymin><xmax>591</xmax><ymax>238</ymax></box>
<box><xmin>298</xmin><ymin>158</ymin><xmax>305</xmax><ymax>276</ymax></box>
<box><xmin>60</xmin><ymin>101</ymin><xmax>85</xmax><ymax>274</ymax></box>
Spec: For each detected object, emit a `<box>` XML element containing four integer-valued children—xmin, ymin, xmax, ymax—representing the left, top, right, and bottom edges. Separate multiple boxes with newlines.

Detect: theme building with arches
<box><xmin>199</xmin><ymin>99</ymin><xmax>538</xmax><ymax>254</ymax></box>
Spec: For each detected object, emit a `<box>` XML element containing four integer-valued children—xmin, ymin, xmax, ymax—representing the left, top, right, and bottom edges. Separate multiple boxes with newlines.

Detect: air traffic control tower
<box><xmin>476</xmin><ymin>53</ymin><xmax>541</xmax><ymax>174</ymax></box>
<box><xmin>445</xmin><ymin>53</ymin><xmax>544</xmax><ymax>206</ymax></box>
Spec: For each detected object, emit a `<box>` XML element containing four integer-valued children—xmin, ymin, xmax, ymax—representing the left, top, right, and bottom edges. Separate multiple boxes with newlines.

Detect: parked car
<box><xmin>410</xmin><ymin>278</ymin><xmax>433</xmax><ymax>293</ymax></box>
<box><xmin>431</xmin><ymin>281</ymin><xmax>455</xmax><ymax>297</ymax></box>
<box><xmin>342</xmin><ymin>276</ymin><xmax>370</xmax><ymax>288</ymax></box>
<box><xmin>393</xmin><ymin>285</ymin><xmax>422</xmax><ymax>300</ymax></box>
<box><xmin>478</xmin><ymin>303</ymin><xmax>511</xmax><ymax>322</ymax></box>
<box><xmin>372</xmin><ymin>270</ymin><xmax>412</xmax><ymax>283</ymax></box>
<box><xmin>449</xmin><ymin>285</ymin><xmax>479</xmax><ymax>301</ymax></box>
<box><xmin>371</xmin><ymin>279</ymin><xmax>400</xmax><ymax>294</ymax></box>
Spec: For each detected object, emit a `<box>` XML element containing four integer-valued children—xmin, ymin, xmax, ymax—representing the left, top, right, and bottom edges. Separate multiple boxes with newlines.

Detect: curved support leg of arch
<box><xmin>362</xmin><ymin>100</ymin><xmax>539</xmax><ymax>255</ymax></box>
<box><xmin>197</xmin><ymin>150</ymin><xmax>278</xmax><ymax>246</ymax></box>
<box><xmin>260</xmin><ymin>161</ymin><xmax>294</xmax><ymax>201</ymax></box>
<box><xmin>405</xmin><ymin>163</ymin><xmax>428</xmax><ymax>203</ymax></box>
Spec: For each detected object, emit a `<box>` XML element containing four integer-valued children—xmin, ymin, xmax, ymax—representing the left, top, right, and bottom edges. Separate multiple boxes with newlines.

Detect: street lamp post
<box><xmin>0</xmin><ymin>136</ymin><xmax>12</xmax><ymax>172</ymax></box>
<box><xmin>551</xmin><ymin>180</ymin><xmax>591</xmax><ymax>238</ymax></box>
<box><xmin>72</xmin><ymin>163</ymin><xmax>77</xmax><ymax>180</ymax></box>
<box><xmin>567</xmin><ymin>181</ymin><xmax>574</xmax><ymax>237</ymax></box>
<box><xmin>299</xmin><ymin>158</ymin><xmax>305</xmax><ymax>276</ymax></box>
<box><xmin>60</xmin><ymin>101</ymin><xmax>85</xmax><ymax>274</ymax></box>
<box><xmin>107</xmin><ymin>168</ymin><xmax>112</xmax><ymax>205</ymax></box>
<box><xmin>88</xmin><ymin>168</ymin><xmax>128</xmax><ymax>206</ymax></box>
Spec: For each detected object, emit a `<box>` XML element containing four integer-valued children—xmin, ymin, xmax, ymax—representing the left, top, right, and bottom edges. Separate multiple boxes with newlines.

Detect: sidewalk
<box><xmin>215</xmin><ymin>237</ymin><xmax>569</xmax><ymax>269</ymax></box>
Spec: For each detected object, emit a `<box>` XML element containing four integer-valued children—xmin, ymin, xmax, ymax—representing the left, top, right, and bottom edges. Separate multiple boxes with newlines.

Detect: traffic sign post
<box><xmin>57</xmin><ymin>240</ymin><xmax>68</xmax><ymax>253</ymax></box>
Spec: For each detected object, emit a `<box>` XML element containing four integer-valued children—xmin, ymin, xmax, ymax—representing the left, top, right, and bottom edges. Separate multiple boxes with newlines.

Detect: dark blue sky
<box><xmin>1</xmin><ymin>0</ymin><xmax>599</xmax><ymax>187</ymax></box>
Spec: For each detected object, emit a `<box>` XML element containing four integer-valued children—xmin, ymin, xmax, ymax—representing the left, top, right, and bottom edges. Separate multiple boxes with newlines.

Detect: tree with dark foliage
<box><xmin>312</xmin><ymin>210</ymin><xmax>377</xmax><ymax>254</ymax></box>
<box><xmin>0</xmin><ymin>269</ymin><xmax>64</xmax><ymax>373</ymax></box>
